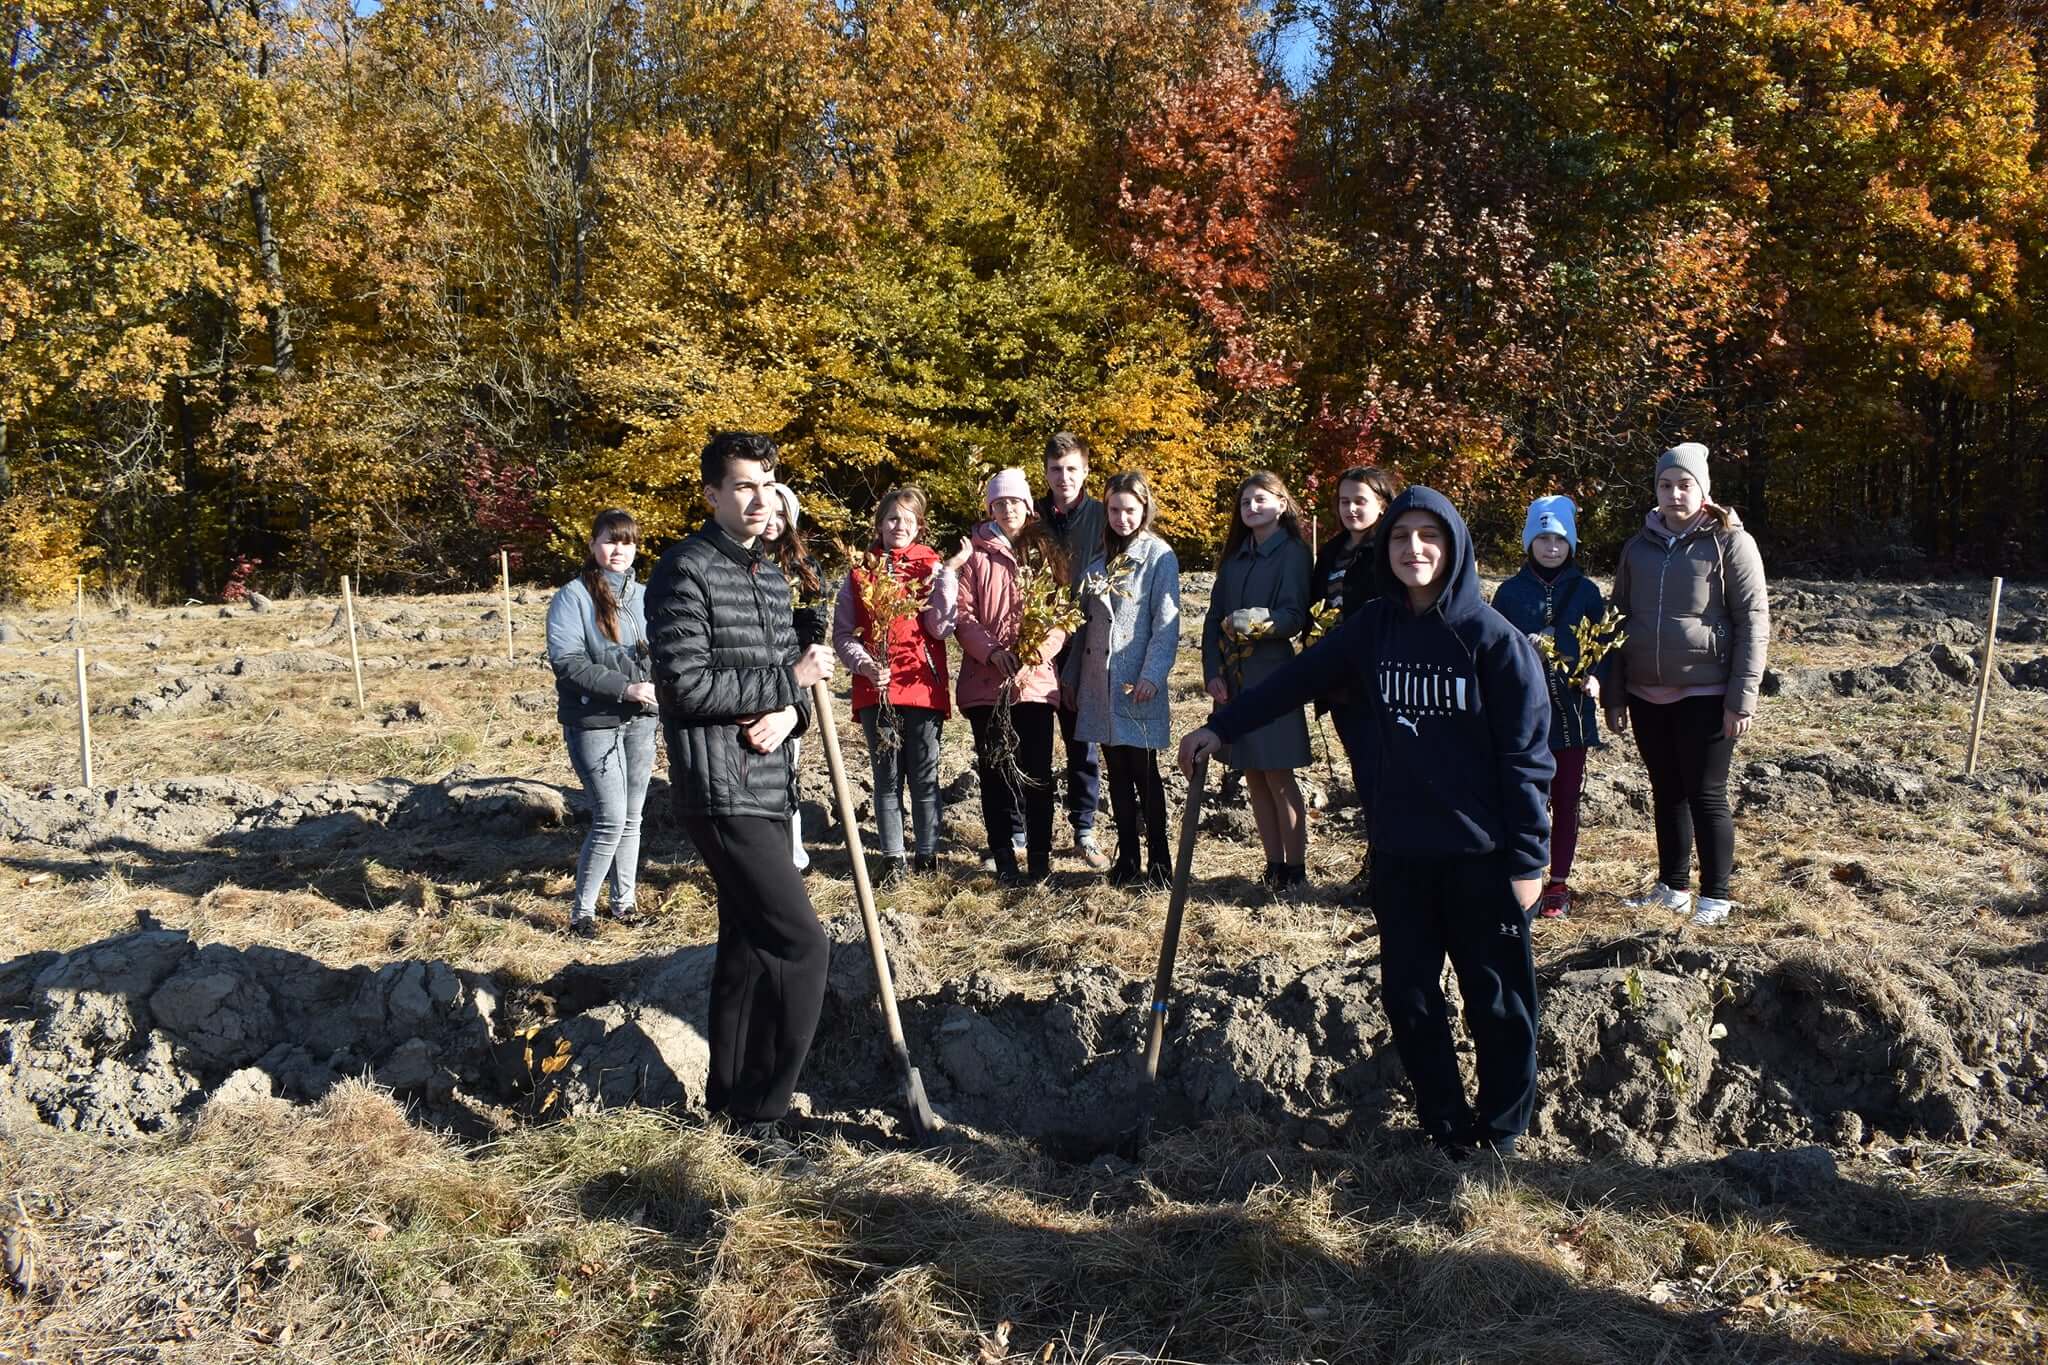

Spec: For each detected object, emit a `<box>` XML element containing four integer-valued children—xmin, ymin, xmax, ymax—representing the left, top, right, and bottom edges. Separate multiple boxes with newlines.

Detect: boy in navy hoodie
<box><xmin>1179</xmin><ymin>488</ymin><xmax>1554</xmax><ymax>1156</ymax></box>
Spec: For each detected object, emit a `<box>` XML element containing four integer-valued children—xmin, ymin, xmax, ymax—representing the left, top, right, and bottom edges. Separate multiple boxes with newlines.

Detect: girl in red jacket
<box><xmin>831</xmin><ymin>486</ymin><xmax>972</xmax><ymax>884</ymax></box>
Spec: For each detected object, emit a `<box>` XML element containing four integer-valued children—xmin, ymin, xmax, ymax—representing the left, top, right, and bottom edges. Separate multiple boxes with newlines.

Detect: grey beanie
<box><xmin>1656</xmin><ymin>442</ymin><xmax>1711</xmax><ymax>497</ymax></box>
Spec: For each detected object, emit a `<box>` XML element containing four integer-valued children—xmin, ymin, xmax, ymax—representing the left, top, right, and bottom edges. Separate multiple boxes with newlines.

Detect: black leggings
<box><xmin>965</xmin><ymin>701</ymin><xmax>1055</xmax><ymax>874</ymax></box>
<box><xmin>681</xmin><ymin>813</ymin><xmax>830</xmax><ymax>1122</ymax></box>
<box><xmin>1103</xmin><ymin>744</ymin><xmax>1170</xmax><ymax>874</ymax></box>
<box><xmin>1627</xmin><ymin>694</ymin><xmax>1736</xmax><ymax>900</ymax></box>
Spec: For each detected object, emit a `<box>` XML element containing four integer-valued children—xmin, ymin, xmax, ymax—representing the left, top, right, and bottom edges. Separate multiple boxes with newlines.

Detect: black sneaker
<box><xmin>1428</xmin><ymin>1132</ymin><xmax>1477</xmax><ymax>1163</ymax></box>
<box><xmin>911</xmin><ymin>853</ymin><xmax>940</xmax><ymax>875</ymax></box>
<box><xmin>1108</xmin><ymin>862</ymin><xmax>1144</xmax><ymax>888</ymax></box>
<box><xmin>569</xmin><ymin>916</ymin><xmax>599</xmax><ymax>941</ymax></box>
<box><xmin>608</xmin><ymin>902</ymin><xmax>646</xmax><ymax>928</ymax></box>
<box><xmin>876</xmin><ymin>856</ymin><xmax>909</xmax><ymax>889</ymax></box>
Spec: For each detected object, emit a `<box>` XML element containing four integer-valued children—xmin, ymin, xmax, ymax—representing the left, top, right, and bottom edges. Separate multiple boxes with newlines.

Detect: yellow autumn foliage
<box><xmin>0</xmin><ymin>496</ymin><xmax>94</xmax><ymax>605</ymax></box>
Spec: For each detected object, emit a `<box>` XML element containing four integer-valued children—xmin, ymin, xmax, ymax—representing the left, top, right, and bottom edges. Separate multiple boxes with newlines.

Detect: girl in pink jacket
<box><xmin>957</xmin><ymin>467</ymin><xmax>1071</xmax><ymax>885</ymax></box>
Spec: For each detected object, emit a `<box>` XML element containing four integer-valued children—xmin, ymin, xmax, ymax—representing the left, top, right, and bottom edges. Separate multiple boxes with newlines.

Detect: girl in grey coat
<box><xmin>1068</xmin><ymin>472</ymin><xmax>1181</xmax><ymax>886</ymax></box>
<box><xmin>545</xmin><ymin>508</ymin><xmax>657</xmax><ymax>938</ymax></box>
<box><xmin>1202</xmin><ymin>471</ymin><xmax>1314</xmax><ymax>890</ymax></box>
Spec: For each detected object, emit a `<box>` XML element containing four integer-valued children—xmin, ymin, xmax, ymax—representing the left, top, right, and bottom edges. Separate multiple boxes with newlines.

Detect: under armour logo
<box><xmin>1394</xmin><ymin>714</ymin><xmax>1419</xmax><ymax>737</ymax></box>
<box><xmin>1499</xmin><ymin>922</ymin><xmax>1522</xmax><ymax>937</ymax></box>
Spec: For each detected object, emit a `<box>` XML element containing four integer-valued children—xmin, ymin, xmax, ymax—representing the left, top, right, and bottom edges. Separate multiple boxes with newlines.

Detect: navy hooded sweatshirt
<box><xmin>1208</xmin><ymin>488</ymin><xmax>1555</xmax><ymax>878</ymax></box>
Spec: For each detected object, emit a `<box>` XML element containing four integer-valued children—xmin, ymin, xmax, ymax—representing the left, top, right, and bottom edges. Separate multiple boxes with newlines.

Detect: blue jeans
<box><xmin>859</xmin><ymin>704</ymin><xmax>943</xmax><ymax>857</ymax></box>
<box><xmin>564</xmin><ymin>717</ymin><xmax>656</xmax><ymax>920</ymax></box>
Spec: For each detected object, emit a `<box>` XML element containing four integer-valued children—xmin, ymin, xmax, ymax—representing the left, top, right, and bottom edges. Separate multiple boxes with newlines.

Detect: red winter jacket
<box><xmin>832</xmin><ymin>543</ymin><xmax>953</xmax><ymax>717</ymax></box>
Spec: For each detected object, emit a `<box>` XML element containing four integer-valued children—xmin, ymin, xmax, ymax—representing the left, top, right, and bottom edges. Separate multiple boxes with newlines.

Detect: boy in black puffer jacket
<box><xmin>647</xmin><ymin>432</ymin><xmax>837</xmax><ymax>1134</ymax></box>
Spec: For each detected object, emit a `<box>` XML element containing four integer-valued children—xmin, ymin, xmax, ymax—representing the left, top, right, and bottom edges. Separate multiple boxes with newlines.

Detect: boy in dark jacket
<box><xmin>647</xmin><ymin>432</ymin><xmax>837</xmax><ymax>1135</ymax></box>
<box><xmin>1179</xmin><ymin>487</ymin><xmax>1554</xmax><ymax>1156</ymax></box>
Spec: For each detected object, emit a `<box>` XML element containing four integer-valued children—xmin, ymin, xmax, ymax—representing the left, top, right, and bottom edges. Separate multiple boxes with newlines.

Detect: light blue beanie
<box><xmin>1523</xmin><ymin>495</ymin><xmax>1578</xmax><ymax>552</ymax></box>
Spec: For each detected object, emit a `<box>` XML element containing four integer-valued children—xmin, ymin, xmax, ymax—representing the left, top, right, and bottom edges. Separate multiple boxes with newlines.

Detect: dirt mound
<box><xmin>107</xmin><ymin>674</ymin><xmax>251</xmax><ymax>719</ymax></box>
<box><xmin>1736</xmin><ymin>750</ymin><xmax>1933</xmax><ymax>811</ymax></box>
<box><xmin>0</xmin><ymin>778</ymin><xmax>279</xmax><ymax>849</ymax></box>
<box><xmin>0</xmin><ymin>910</ymin><xmax>924</xmax><ymax>1137</ymax></box>
<box><xmin>3</xmin><ymin>917</ymin><xmax>2040</xmax><ymax>1156</ymax></box>
<box><xmin>0</xmin><ymin>773</ymin><xmax>571</xmax><ymax>856</ymax></box>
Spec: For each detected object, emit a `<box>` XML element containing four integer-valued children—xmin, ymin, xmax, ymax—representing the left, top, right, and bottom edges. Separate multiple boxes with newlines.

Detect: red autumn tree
<box><xmin>1116</xmin><ymin>45</ymin><xmax>1300</xmax><ymax>391</ymax></box>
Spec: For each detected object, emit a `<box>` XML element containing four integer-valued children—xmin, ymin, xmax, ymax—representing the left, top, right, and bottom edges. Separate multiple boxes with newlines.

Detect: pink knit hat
<box><xmin>984</xmin><ymin>467</ymin><xmax>1031</xmax><ymax>507</ymax></box>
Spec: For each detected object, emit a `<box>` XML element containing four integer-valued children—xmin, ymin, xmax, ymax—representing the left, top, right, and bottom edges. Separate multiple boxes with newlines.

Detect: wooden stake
<box><xmin>341</xmin><ymin>574</ymin><xmax>367</xmax><ymax>711</ymax></box>
<box><xmin>500</xmin><ymin>550</ymin><xmax>514</xmax><ymax>662</ymax></box>
<box><xmin>74</xmin><ymin>573</ymin><xmax>85</xmax><ymax>638</ymax></box>
<box><xmin>74</xmin><ymin>646</ymin><xmax>93</xmax><ymax>789</ymax></box>
<box><xmin>1964</xmin><ymin>576</ymin><xmax>2003</xmax><ymax>776</ymax></box>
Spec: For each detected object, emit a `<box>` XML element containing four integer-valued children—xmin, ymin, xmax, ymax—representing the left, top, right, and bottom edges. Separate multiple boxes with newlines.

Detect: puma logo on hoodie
<box><xmin>1207</xmin><ymin>487</ymin><xmax>1556</xmax><ymax>878</ymax></box>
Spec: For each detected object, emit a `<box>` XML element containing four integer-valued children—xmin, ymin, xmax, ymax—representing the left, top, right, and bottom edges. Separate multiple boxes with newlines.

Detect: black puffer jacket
<box><xmin>647</xmin><ymin>524</ymin><xmax>814</xmax><ymax>820</ymax></box>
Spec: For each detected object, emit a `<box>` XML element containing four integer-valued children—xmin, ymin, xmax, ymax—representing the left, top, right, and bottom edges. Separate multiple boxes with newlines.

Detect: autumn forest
<box><xmin>3</xmin><ymin>0</ymin><xmax>2045</xmax><ymax>603</ymax></box>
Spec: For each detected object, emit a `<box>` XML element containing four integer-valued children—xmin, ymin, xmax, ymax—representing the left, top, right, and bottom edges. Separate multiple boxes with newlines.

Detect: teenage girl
<box><xmin>957</xmin><ymin>467</ymin><xmax>1071</xmax><ymax>885</ymax></box>
<box><xmin>832</xmin><ymin>485</ymin><xmax>972</xmax><ymax>884</ymax></box>
<box><xmin>1067</xmin><ymin>471</ymin><xmax>1181</xmax><ymax>888</ymax></box>
<box><xmin>1607</xmin><ymin>443</ymin><xmax>1770</xmax><ymax>927</ymax></box>
<box><xmin>1202</xmin><ymin>471</ymin><xmax>1314</xmax><ymax>890</ymax></box>
<box><xmin>1491</xmin><ymin>495</ymin><xmax>1605</xmax><ymax>919</ymax></box>
<box><xmin>545</xmin><ymin>509</ymin><xmax>657</xmax><ymax>938</ymax></box>
<box><xmin>1310</xmin><ymin>463</ymin><xmax>1400</xmax><ymax>893</ymax></box>
<box><xmin>762</xmin><ymin>482</ymin><xmax>824</xmax><ymax>871</ymax></box>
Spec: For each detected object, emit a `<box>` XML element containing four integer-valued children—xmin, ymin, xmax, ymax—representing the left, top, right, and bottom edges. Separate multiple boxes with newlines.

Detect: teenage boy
<box><xmin>1178</xmin><ymin>487</ymin><xmax>1554</xmax><ymax>1157</ymax></box>
<box><xmin>1038</xmin><ymin>432</ymin><xmax>1110</xmax><ymax>870</ymax></box>
<box><xmin>647</xmin><ymin>431</ymin><xmax>837</xmax><ymax>1137</ymax></box>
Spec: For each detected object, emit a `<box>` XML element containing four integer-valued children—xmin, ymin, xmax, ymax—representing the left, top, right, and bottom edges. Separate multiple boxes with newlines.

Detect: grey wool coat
<box><xmin>1202</xmin><ymin>529</ymin><xmax>1313</xmax><ymax>770</ymax></box>
<box><xmin>1068</xmin><ymin>531</ymin><xmax>1181</xmax><ymax>750</ymax></box>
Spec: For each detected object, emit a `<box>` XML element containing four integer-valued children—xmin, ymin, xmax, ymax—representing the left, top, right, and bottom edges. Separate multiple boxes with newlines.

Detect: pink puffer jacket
<box><xmin>955</xmin><ymin>525</ymin><xmax>1065</xmax><ymax>710</ymax></box>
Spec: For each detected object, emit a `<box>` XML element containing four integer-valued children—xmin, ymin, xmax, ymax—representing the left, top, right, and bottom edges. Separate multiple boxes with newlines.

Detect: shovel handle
<box><xmin>809</xmin><ymin>679</ymin><xmax>910</xmax><ymax>1050</ymax></box>
<box><xmin>1142</xmin><ymin>754</ymin><xmax>1208</xmax><ymax>1085</ymax></box>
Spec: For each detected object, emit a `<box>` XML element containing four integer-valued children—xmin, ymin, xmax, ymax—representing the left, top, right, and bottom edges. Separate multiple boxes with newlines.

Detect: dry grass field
<box><xmin>2</xmin><ymin>573</ymin><xmax>2046</xmax><ymax>1363</ymax></box>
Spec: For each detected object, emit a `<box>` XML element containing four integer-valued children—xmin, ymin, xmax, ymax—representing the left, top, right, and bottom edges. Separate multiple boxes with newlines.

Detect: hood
<box><xmin>1373</xmin><ymin>486</ymin><xmax>1485</xmax><ymax>624</ymax></box>
<box><xmin>1642</xmin><ymin>502</ymin><xmax>1743</xmax><ymax>542</ymax></box>
<box><xmin>971</xmin><ymin>521</ymin><xmax>1017</xmax><ymax>562</ymax></box>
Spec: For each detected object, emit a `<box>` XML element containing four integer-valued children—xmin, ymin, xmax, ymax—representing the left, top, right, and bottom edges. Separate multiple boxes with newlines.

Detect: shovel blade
<box><xmin>903</xmin><ymin>1064</ymin><xmax>941</xmax><ymax>1142</ymax></box>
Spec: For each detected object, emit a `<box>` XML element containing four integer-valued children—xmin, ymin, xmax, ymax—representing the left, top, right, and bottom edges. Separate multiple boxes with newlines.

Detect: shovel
<box><xmin>808</xmin><ymin>679</ymin><xmax>941</xmax><ymax>1141</ymax></box>
<box><xmin>1131</xmin><ymin>752</ymin><xmax>1209</xmax><ymax>1153</ymax></box>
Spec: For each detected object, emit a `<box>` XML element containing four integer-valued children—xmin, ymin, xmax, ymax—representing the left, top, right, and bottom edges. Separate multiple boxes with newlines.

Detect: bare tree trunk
<box><xmin>248</xmin><ymin>166</ymin><xmax>294</xmax><ymax>378</ymax></box>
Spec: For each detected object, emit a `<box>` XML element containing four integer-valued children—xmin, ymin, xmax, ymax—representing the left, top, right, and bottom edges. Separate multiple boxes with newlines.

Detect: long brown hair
<box><xmin>1335</xmin><ymin>465</ymin><xmax>1401</xmax><ymax>541</ymax></box>
<box><xmin>1103</xmin><ymin>470</ymin><xmax>1155</xmax><ymax>561</ymax></box>
<box><xmin>993</xmin><ymin>510</ymin><xmax>1070</xmax><ymax>587</ymax></box>
<box><xmin>1216</xmin><ymin>471</ymin><xmax>1304</xmax><ymax>571</ymax></box>
<box><xmin>762</xmin><ymin>484</ymin><xmax>822</xmax><ymax>597</ymax></box>
<box><xmin>581</xmin><ymin>508</ymin><xmax>639</xmax><ymax>643</ymax></box>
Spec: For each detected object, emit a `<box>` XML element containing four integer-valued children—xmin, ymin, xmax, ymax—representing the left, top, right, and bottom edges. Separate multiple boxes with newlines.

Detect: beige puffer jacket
<box><xmin>1606</xmin><ymin>505</ymin><xmax>1770</xmax><ymax>719</ymax></box>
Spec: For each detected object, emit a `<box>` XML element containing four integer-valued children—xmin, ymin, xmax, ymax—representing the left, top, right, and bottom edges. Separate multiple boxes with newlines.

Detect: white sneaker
<box><xmin>1623</xmin><ymin>882</ymin><xmax>1692</xmax><ymax>914</ymax></box>
<box><xmin>1691</xmin><ymin>896</ymin><xmax>1733</xmax><ymax>926</ymax></box>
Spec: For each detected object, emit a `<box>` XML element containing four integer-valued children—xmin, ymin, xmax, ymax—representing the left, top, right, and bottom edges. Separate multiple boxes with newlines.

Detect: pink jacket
<box><xmin>955</xmin><ymin>525</ymin><xmax>1066</xmax><ymax>709</ymax></box>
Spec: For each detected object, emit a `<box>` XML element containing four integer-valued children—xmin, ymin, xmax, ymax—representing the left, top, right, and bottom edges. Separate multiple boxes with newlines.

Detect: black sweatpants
<box><xmin>681</xmin><ymin>813</ymin><xmax>830</xmax><ymax>1123</ymax></box>
<box><xmin>966</xmin><ymin>701</ymin><xmax>1056</xmax><ymax>875</ymax></box>
<box><xmin>1627</xmin><ymin>693</ymin><xmax>1736</xmax><ymax>901</ymax></box>
<box><xmin>1103</xmin><ymin>744</ymin><xmax>1170</xmax><ymax>875</ymax></box>
<box><xmin>1373</xmin><ymin>851</ymin><xmax>1540</xmax><ymax>1144</ymax></box>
